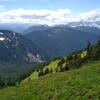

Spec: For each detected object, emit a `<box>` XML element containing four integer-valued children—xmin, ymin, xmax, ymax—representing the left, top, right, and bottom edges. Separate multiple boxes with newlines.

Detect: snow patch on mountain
<box><xmin>0</xmin><ymin>37</ymin><xmax>5</xmax><ymax>41</ymax></box>
<box><xmin>0</xmin><ymin>32</ymin><xmax>4</xmax><ymax>35</ymax></box>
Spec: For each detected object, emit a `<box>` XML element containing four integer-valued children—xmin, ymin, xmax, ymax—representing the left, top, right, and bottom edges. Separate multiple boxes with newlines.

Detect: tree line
<box><xmin>38</xmin><ymin>39</ymin><xmax>100</xmax><ymax>77</ymax></box>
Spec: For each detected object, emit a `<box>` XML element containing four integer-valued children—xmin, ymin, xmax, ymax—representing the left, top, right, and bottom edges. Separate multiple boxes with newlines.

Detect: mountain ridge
<box><xmin>0</xmin><ymin>29</ymin><xmax>46</xmax><ymax>64</ymax></box>
<box><xmin>25</xmin><ymin>26</ymin><xmax>98</xmax><ymax>60</ymax></box>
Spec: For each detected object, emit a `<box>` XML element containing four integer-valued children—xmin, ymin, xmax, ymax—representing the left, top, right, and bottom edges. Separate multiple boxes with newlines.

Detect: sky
<box><xmin>0</xmin><ymin>0</ymin><xmax>100</xmax><ymax>25</ymax></box>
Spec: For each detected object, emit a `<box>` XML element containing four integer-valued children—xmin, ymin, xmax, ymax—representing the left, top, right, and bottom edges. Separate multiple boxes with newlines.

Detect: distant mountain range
<box><xmin>67</xmin><ymin>21</ymin><xmax>100</xmax><ymax>28</ymax></box>
<box><xmin>1</xmin><ymin>20</ymin><xmax>100</xmax><ymax>34</ymax></box>
<box><xmin>0</xmin><ymin>23</ymin><xmax>99</xmax><ymax>61</ymax></box>
<box><xmin>24</xmin><ymin>25</ymin><xmax>98</xmax><ymax>60</ymax></box>
<box><xmin>0</xmin><ymin>23</ymin><xmax>31</xmax><ymax>33</ymax></box>
<box><xmin>21</xmin><ymin>25</ymin><xmax>49</xmax><ymax>35</ymax></box>
<box><xmin>72</xmin><ymin>26</ymin><xmax>100</xmax><ymax>36</ymax></box>
<box><xmin>0</xmin><ymin>30</ymin><xmax>46</xmax><ymax>64</ymax></box>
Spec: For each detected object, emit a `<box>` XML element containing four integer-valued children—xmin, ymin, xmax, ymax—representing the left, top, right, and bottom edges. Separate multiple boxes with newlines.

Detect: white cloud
<box><xmin>0</xmin><ymin>8</ymin><xmax>71</xmax><ymax>25</ymax></box>
<box><xmin>0</xmin><ymin>8</ymin><xmax>100</xmax><ymax>26</ymax></box>
<box><xmin>78</xmin><ymin>8</ymin><xmax>100</xmax><ymax>22</ymax></box>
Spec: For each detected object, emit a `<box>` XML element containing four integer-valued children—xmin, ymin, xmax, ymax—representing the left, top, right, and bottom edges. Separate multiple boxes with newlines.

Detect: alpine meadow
<box><xmin>0</xmin><ymin>0</ymin><xmax>100</xmax><ymax>100</ymax></box>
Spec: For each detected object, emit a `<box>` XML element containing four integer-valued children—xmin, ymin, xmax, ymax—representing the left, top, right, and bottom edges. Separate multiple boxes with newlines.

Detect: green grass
<box><xmin>43</xmin><ymin>59</ymin><xmax>60</xmax><ymax>72</ymax></box>
<box><xmin>0</xmin><ymin>62</ymin><xmax>100</xmax><ymax>100</ymax></box>
<box><xmin>22</xmin><ymin>71</ymin><xmax>38</xmax><ymax>83</ymax></box>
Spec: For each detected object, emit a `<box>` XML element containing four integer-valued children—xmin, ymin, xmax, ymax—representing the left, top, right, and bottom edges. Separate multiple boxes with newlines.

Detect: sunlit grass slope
<box><xmin>0</xmin><ymin>61</ymin><xmax>100</xmax><ymax>100</ymax></box>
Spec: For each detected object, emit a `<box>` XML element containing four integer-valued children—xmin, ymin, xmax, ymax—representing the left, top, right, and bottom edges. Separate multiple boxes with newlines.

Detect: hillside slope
<box><xmin>0</xmin><ymin>61</ymin><xmax>100</xmax><ymax>100</ymax></box>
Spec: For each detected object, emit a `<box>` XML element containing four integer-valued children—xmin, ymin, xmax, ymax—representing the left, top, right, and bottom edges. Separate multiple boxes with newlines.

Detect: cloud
<box><xmin>78</xmin><ymin>8</ymin><xmax>100</xmax><ymax>22</ymax></box>
<box><xmin>0</xmin><ymin>8</ymin><xmax>100</xmax><ymax>26</ymax></box>
<box><xmin>0</xmin><ymin>8</ymin><xmax>71</xmax><ymax>25</ymax></box>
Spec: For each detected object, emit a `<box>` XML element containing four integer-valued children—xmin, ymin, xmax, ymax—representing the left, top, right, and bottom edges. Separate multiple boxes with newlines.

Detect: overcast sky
<box><xmin>0</xmin><ymin>0</ymin><xmax>100</xmax><ymax>25</ymax></box>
